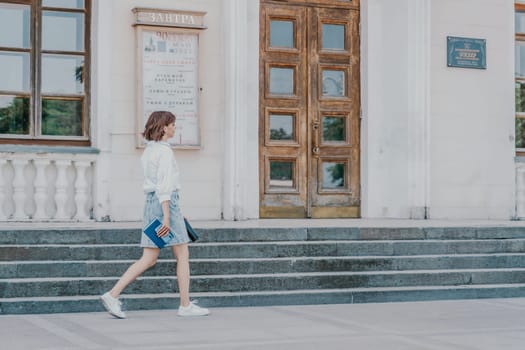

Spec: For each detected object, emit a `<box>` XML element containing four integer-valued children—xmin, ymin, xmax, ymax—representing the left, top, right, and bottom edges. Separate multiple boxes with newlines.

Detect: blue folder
<box><xmin>143</xmin><ymin>218</ymin><xmax>175</xmax><ymax>248</ymax></box>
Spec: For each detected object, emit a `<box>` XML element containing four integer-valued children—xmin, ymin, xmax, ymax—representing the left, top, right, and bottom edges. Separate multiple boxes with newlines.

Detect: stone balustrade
<box><xmin>0</xmin><ymin>152</ymin><xmax>96</xmax><ymax>222</ymax></box>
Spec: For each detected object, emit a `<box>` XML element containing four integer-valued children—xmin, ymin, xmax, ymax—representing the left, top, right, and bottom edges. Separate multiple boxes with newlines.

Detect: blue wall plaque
<box><xmin>447</xmin><ymin>36</ymin><xmax>486</xmax><ymax>69</ymax></box>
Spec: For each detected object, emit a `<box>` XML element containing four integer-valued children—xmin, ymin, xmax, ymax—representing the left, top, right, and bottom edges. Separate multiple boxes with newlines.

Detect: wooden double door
<box><xmin>259</xmin><ymin>0</ymin><xmax>360</xmax><ymax>218</ymax></box>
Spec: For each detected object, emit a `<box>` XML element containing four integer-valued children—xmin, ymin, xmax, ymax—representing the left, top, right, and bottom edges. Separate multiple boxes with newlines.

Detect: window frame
<box><xmin>0</xmin><ymin>0</ymin><xmax>91</xmax><ymax>146</ymax></box>
<box><xmin>516</xmin><ymin>2</ymin><xmax>525</xmax><ymax>155</ymax></box>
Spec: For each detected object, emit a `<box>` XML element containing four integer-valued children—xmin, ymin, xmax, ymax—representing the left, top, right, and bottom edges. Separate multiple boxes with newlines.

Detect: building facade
<box><xmin>0</xmin><ymin>0</ymin><xmax>520</xmax><ymax>222</ymax></box>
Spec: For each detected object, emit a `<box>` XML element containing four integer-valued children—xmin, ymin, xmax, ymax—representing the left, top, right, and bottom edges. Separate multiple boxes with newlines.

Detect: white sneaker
<box><xmin>178</xmin><ymin>302</ymin><xmax>210</xmax><ymax>317</ymax></box>
<box><xmin>100</xmin><ymin>292</ymin><xmax>126</xmax><ymax>319</ymax></box>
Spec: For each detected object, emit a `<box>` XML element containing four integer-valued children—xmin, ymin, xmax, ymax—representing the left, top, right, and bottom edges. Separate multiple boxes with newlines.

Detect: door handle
<box><xmin>312</xmin><ymin>121</ymin><xmax>320</xmax><ymax>157</ymax></box>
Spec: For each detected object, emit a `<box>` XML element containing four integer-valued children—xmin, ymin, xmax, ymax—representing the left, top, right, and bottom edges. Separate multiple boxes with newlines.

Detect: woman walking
<box><xmin>100</xmin><ymin>111</ymin><xmax>209</xmax><ymax>318</ymax></box>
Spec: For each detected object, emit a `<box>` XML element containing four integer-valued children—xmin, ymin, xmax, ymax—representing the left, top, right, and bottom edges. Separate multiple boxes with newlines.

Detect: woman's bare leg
<box><xmin>109</xmin><ymin>247</ymin><xmax>160</xmax><ymax>298</ymax></box>
<box><xmin>171</xmin><ymin>244</ymin><xmax>190</xmax><ymax>307</ymax></box>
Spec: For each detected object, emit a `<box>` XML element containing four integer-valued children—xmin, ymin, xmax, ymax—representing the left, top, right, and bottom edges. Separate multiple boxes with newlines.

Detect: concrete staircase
<box><xmin>1</xmin><ymin>225</ymin><xmax>525</xmax><ymax>314</ymax></box>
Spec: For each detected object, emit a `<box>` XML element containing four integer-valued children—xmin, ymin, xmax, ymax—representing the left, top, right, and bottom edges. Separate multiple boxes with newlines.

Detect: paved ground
<box><xmin>1</xmin><ymin>298</ymin><xmax>524</xmax><ymax>350</ymax></box>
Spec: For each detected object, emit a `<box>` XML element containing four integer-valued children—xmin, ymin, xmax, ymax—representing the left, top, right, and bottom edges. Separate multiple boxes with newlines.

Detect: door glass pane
<box><xmin>514</xmin><ymin>42</ymin><xmax>525</xmax><ymax>77</ymax></box>
<box><xmin>516</xmin><ymin>43</ymin><xmax>525</xmax><ymax>78</ymax></box>
<box><xmin>270</xmin><ymin>20</ymin><xmax>294</xmax><ymax>48</ymax></box>
<box><xmin>0</xmin><ymin>4</ymin><xmax>30</xmax><ymax>48</ymax></box>
<box><xmin>517</xmin><ymin>12</ymin><xmax>525</xmax><ymax>34</ymax></box>
<box><xmin>42</xmin><ymin>11</ymin><xmax>84</xmax><ymax>52</ymax></box>
<box><xmin>270</xmin><ymin>114</ymin><xmax>294</xmax><ymax>141</ymax></box>
<box><xmin>43</xmin><ymin>0</ymin><xmax>84</xmax><ymax>9</ymax></box>
<box><xmin>517</xmin><ymin>118</ymin><xmax>525</xmax><ymax>148</ymax></box>
<box><xmin>322</xmin><ymin>162</ymin><xmax>345</xmax><ymax>189</ymax></box>
<box><xmin>322</xmin><ymin>24</ymin><xmax>345</xmax><ymax>50</ymax></box>
<box><xmin>42</xmin><ymin>98</ymin><xmax>82</xmax><ymax>136</ymax></box>
<box><xmin>322</xmin><ymin>70</ymin><xmax>345</xmax><ymax>97</ymax></box>
<box><xmin>322</xmin><ymin>116</ymin><xmax>345</xmax><ymax>142</ymax></box>
<box><xmin>270</xmin><ymin>161</ymin><xmax>294</xmax><ymax>189</ymax></box>
<box><xmin>517</xmin><ymin>81</ymin><xmax>525</xmax><ymax>113</ymax></box>
<box><xmin>269</xmin><ymin>67</ymin><xmax>294</xmax><ymax>95</ymax></box>
<box><xmin>0</xmin><ymin>95</ymin><xmax>30</xmax><ymax>135</ymax></box>
<box><xmin>0</xmin><ymin>52</ymin><xmax>30</xmax><ymax>92</ymax></box>
<box><xmin>42</xmin><ymin>54</ymin><xmax>84</xmax><ymax>94</ymax></box>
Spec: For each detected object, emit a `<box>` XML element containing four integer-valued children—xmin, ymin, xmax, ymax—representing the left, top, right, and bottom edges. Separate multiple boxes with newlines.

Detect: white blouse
<box><xmin>141</xmin><ymin>141</ymin><xmax>181</xmax><ymax>203</ymax></box>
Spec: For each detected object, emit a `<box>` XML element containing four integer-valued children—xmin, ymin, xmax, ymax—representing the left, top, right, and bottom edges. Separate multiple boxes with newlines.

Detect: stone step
<box><xmin>2</xmin><ymin>254</ymin><xmax>525</xmax><ymax>278</ymax></box>
<box><xmin>2</xmin><ymin>226</ymin><xmax>525</xmax><ymax>245</ymax></box>
<box><xmin>2</xmin><ymin>239</ymin><xmax>525</xmax><ymax>261</ymax></box>
<box><xmin>2</xmin><ymin>283</ymin><xmax>525</xmax><ymax>315</ymax></box>
<box><xmin>2</xmin><ymin>225</ymin><xmax>525</xmax><ymax>315</ymax></box>
<box><xmin>2</xmin><ymin>268</ymin><xmax>525</xmax><ymax>298</ymax></box>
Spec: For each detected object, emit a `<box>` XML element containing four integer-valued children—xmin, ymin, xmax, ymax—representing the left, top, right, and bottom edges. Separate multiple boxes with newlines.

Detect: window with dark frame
<box><xmin>516</xmin><ymin>2</ymin><xmax>525</xmax><ymax>154</ymax></box>
<box><xmin>0</xmin><ymin>0</ymin><xmax>90</xmax><ymax>146</ymax></box>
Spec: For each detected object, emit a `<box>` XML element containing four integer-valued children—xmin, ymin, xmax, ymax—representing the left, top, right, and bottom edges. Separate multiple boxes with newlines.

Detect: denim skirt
<box><xmin>141</xmin><ymin>191</ymin><xmax>190</xmax><ymax>248</ymax></box>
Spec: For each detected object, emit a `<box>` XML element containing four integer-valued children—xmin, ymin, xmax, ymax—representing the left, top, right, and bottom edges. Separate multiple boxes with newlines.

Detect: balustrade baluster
<box><xmin>0</xmin><ymin>159</ymin><xmax>6</xmax><ymax>220</ymax></box>
<box><xmin>74</xmin><ymin>160</ymin><xmax>91</xmax><ymax>221</ymax></box>
<box><xmin>12</xmin><ymin>159</ymin><xmax>27</xmax><ymax>220</ymax></box>
<box><xmin>33</xmin><ymin>159</ymin><xmax>49</xmax><ymax>220</ymax></box>
<box><xmin>54</xmin><ymin>160</ymin><xmax>71</xmax><ymax>220</ymax></box>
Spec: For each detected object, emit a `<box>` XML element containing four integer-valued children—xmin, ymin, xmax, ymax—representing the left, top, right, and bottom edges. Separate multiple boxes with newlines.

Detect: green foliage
<box><xmin>517</xmin><ymin>82</ymin><xmax>525</xmax><ymax>114</ymax></box>
<box><xmin>516</xmin><ymin>119</ymin><xmax>525</xmax><ymax>149</ymax></box>
<box><xmin>516</xmin><ymin>82</ymin><xmax>525</xmax><ymax>148</ymax></box>
<box><xmin>270</xmin><ymin>162</ymin><xmax>292</xmax><ymax>180</ymax></box>
<box><xmin>323</xmin><ymin>117</ymin><xmax>345</xmax><ymax>142</ymax></box>
<box><xmin>42</xmin><ymin>99</ymin><xmax>82</xmax><ymax>136</ymax></box>
<box><xmin>270</xmin><ymin>127</ymin><xmax>292</xmax><ymax>140</ymax></box>
<box><xmin>324</xmin><ymin>163</ymin><xmax>344</xmax><ymax>188</ymax></box>
<box><xmin>0</xmin><ymin>97</ymin><xmax>30</xmax><ymax>134</ymax></box>
<box><xmin>0</xmin><ymin>97</ymin><xmax>82</xmax><ymax>136</ymax></box>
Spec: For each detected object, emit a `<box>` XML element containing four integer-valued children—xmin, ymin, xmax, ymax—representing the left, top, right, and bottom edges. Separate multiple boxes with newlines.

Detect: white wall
<box><xmin>362</xmin><ymin>0</ymin><xmax>515</xmax><ymax>219</ymax></box>
<box><xmin>361</xmin><ymin>0</ymin><xmax>417</xmax><ymax>218</ymax></box>
<box><xmin>429</xmin><ymin>0</ymin><xmax>515</xmax><ymax>219</ymax></box>
<box><xmin>92</xmin><ymin>0</ymin><xmax>225</xmax><ymax>221</ymax></box>
<box><xmin>90</xmin><ymin>0</ymin><xmax>515</xmax><ymax>222</ymax></box>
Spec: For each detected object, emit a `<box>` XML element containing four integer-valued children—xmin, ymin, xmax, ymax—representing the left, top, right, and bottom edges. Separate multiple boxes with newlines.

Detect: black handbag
<box><xmin>184</xmin><ymin>217</ymin><xmax>199</xmax><ymax>242</ymax></box>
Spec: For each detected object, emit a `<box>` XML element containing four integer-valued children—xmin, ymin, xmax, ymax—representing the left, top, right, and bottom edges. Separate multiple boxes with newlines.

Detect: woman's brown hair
<box><xmin>142</xmin><ymin>111</ymin><xmax>176</xmax><ymax>141</ymax></box>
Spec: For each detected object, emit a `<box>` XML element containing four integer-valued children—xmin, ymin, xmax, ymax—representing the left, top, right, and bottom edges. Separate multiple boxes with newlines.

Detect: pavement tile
<box><xmin>1</xmin><ymin>299</ymin><xmax>524</xmax><ymax>350</ymax></box>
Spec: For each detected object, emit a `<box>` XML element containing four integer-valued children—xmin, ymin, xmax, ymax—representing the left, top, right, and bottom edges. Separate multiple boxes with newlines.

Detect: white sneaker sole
<box><xmin>177</xmin><ymin>311</ymin><xmax>210</xmax><ymax>317</ymax></box>
<box><xmin>100</xmin><ymin>296</ymin><xmax>126</xmax><ymax>319</ymax></box>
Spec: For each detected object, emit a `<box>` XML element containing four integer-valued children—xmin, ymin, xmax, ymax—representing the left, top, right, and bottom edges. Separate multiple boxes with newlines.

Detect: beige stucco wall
<box><xmin>429</xmin><ymin>0</ymin><xmax>515</xmax><ymax>219</ymax></box>
<box><xmin>92</xmin><ymin>0</ymin><xmax>226</xmax><ymax>221</ymax></box>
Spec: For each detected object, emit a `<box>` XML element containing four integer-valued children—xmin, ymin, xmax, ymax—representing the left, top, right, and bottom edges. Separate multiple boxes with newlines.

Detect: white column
<box><xmin>90</xmin><ymin>0</ymin><xmax>114</xmax><ymax>221</ymax></box>
<box><xmin>12</xmin><ymin>159</ymin><xmax>27</xmax><ymax>220</ymax></box>
<box><xmin>74</xmin><ymin>160</ymin><xmax>91</xmax><ymax>221</ymax></box>
<box><xmin>361</xmin><ymin>0</ymin><xmax>430</xmax><ymax>218</ymax></box>
<box><xmin>54</xmin><ymin>160</ymin><xmax>71</xmax><ymax>220</ymax></box>
<box><xmin>33</xmin><ymin>159</ymin><xmax>49</xmax><ymax>220</ymax></box>
<box><xmin>222</xmin><ymin>0</ymin><xmax>259</xmax><ymax>220</ymax></box>
<box><xmin>407</xmin><ymin>0</ymin><xmax>431</xmax><ymax>219</ymax></box>
<box><xmin>0</xmin><ymin>159</ymin><xmax>6</xmax><ymax>220</ymax></box>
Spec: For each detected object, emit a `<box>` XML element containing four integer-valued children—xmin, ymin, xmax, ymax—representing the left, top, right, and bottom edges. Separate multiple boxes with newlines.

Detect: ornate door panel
<box><xmin>259</xmin><ymin>1</ymin><xmax>360</xmax><ymax>218</ymax></box>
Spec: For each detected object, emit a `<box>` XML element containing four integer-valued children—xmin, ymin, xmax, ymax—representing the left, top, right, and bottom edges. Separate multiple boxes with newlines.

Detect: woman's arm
<box><xmin>157</xmin><ymin>200</ymin><xmax>170</xmax><ymax>237</ymax></box>
<box><xmin>155</xmin><ymin>149</ymin><xmax>174</xmax><ymax>237</ymax></box>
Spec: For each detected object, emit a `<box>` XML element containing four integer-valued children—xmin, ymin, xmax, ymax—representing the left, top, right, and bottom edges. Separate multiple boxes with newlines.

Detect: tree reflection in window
<box><xmin>516</xmin><ymin>82</ymin><xmax>525</xmax><ymax>148</ymax></box>
<box><xmin>516</xmin><ymin>118</ymin><xmax>525</xmax><ymax>148</ymax></box>
<box><xmin>42</xmin><ymin>99</ymin><xmax>82</xmax><ymax>136</ymax></box>
<box><xmin>323</xmin><ymin>116</ymin><xmax>345</xmax><ymax>142</ymax></box>
<box><xmin>322</xmin><ymin>162</ymin><xmax>345</xmax><ymax>189</ymax></box>
<box><xmin>0</xmin><ymin>96</ymin><xmax>30</xmax><ymax>134</ymax></box>
<box><xmin>75</xmin><ymin>62</ymin><xmax>83</xmax><ymax>83</ymax></box>
<box><xmin>270</xmin><ymin>114</ymin><xmax>294</xmax><ymax>141</ymax></box>
<box><xmin>270</xmin><ymin>161</ymin><xmax>294</xmax><ymax>189</ymax></box>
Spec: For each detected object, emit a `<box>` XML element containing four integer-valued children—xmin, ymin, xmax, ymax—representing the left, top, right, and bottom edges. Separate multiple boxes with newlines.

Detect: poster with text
<box><xmin>141</xmin><ymin>30</ymin><xmax>200</xmax><ymax>147</ymax></box>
